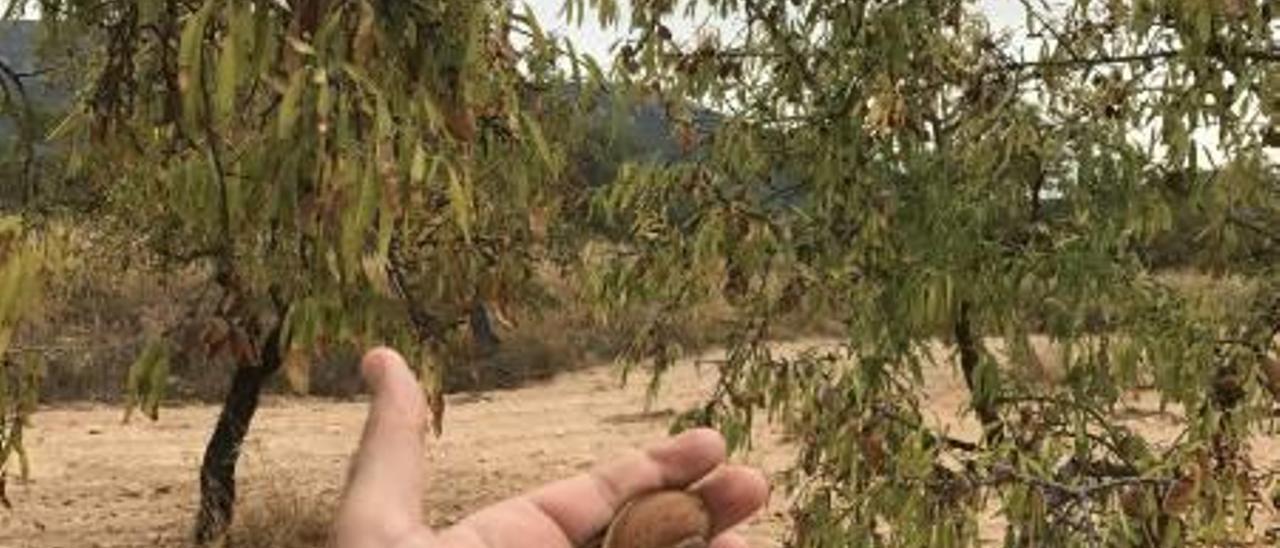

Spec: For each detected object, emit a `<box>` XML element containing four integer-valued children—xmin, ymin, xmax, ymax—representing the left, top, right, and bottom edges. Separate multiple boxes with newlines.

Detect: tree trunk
<box><xmin>954</xmin><ymin>302</ymin><xmax>1002</xmax><ymax>441</ymax></box>
<box><xmin>193</xmin><ymin>323</ymin><xmax>284</xmax><ymax>544</ymax></box>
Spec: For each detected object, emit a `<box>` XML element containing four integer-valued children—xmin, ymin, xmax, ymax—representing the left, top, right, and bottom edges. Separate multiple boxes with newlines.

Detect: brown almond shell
<box><xmin>600</xmin><ymin>490</ymin><xmax>712</xmax><ymax>548</ymax></box>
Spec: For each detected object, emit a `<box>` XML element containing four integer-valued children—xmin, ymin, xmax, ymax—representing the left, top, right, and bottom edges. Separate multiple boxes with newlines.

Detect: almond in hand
<box><xmin>599</xmin><ymin>490</ymin><xmax>713</xmax><ymax>548</ymax></box>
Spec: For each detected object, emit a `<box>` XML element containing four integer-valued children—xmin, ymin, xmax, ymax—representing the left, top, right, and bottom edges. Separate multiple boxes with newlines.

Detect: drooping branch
<box><xmin>872</xmin><ymin>404</ymin><xmax>980</xmax><ymax>453</ymax></box>
<box><xmin>954</xmin><ymin>302</ymin><xmax>1003</xmax><ymax>441</ymax></box>
<box><xmin>1226</xmin><ymin>211</ymin><xmax>1280</xmax><ymax>247</ymax></box>
<box><xmin>386</xmin><ymin>228</ymin><xmax>451</xmax><ymax>344</ymax></box>
<box><xmin>198</xmin><ymin>54</ymin><xmax>234</xmax><ymax>272</ymax></box>
<box><xmin>0</xmin><ymin>59</ymin><xmax>30</xmax><ymax>102</ymax></box>
<box><xmin>0</xmin><ymin>56</ymin><xmax>40</xmax><ymax>198</ymax></box>
<box><xmin>997</xmin><ymin>47</ymin><xmax>1280</xmax><ymax>73</ymax></box>
<box><xmin>741</xmin><ymin>0</ymin><xmax>818</xmax><ymax>92</ymax></box>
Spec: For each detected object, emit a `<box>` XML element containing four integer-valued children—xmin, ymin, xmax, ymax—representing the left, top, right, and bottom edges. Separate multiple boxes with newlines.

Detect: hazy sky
<box><xmin>0</xmin><ymin>0</ymin><xmax>1029</xmax><ymax>48</ymax></box>
<box><xmin>2</xmin><ymin>0</ymin><xmax>1261</xmax><ymax>161</ymax></box>
<box><xmin>523</xmin><ymin>0</ymin><xmax>1030</xmax><ymax>63</ymax></box>
<box><xmin>518</xmin><ymin>1</ymin><xmax>1262</xmax><ymax>164</ymax></box>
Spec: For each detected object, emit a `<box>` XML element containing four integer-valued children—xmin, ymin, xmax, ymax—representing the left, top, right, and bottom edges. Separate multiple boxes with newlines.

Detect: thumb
<box><xmin>335</xmin><ymin>347</ymin><xmax>431</xmax><ymax>546</ymax></box>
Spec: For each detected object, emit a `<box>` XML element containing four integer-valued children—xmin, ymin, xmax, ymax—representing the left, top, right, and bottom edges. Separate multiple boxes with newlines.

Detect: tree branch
<box><xmin>1226</xmin><ymin>211</ymin><xmax>1280</xmax><ymax>247</ymax></box>
<box><xmin>386</xmin><ymin>228</ymin><xmax>452</xmax><ymax>344</ymax></box>
<box><xmin>742</xmin><ymin>0</ymin><xmax>818</xmax><ymax>92</ymax></box>
<box><xmin>0</xmin><ymin>58</ymin><xmax>29</xmax><ymax>101</ymax></box>
<box><xmin>0</xmin><ymin>56</ymin><xmax>39</xmax><ymax>198</ymax></box>
<box><xmin>998</xmin><ymin>48</ymin><xmax>1280</xmax><ymax>73</ymax></box>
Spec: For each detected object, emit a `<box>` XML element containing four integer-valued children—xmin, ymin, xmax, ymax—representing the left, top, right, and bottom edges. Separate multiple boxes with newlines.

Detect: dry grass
<box><xmin>224</xmin><ymin>450</ymin><xmax>340</xmax><ymax>548</ymax></box>
<box><xmin>24</xmin><ymin>220</ymin><xmax>847</xmax><ymax>405</ymax></box>
<box><xmin>225</xmin><ymin>471</ymin><xmax>336</xmax><ymax>548</ymax></box>
<box><xmin>1156</xmin><ymin>268</ymin><xmax>1259</xmax><ymax>322</ymax></box>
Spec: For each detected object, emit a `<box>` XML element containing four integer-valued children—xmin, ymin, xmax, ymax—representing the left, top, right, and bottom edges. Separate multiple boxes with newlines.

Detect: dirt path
<box><xmin>3</xmin><ymin>340</ymin><xmax>1280</xmax><ymax>547</ymax></box>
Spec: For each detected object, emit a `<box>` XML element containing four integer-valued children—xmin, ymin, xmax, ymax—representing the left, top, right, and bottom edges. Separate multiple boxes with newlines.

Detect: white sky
<box><xmin>521</xmin><ymin>1</ymin><xmax>1274</xmax><ymax>165</ymax></box>
<box><xmin>1</xmin><ymin>0</ymin><xmax>1027</xmax><ymax>50</ymax></box>
<box><xmin>523</xmin><ymin>0</ymin><xmax>1029</xmax><ymax>63</ymax></box>
<box><xmin>4</xmin><ymin>0</ymin><xmax>1267</xmax><ymax>162</ymax></box>
<box><xmin>0</xmin><ymin>0</ymin><xmax>33</xmax><ymax>18</ymax></box>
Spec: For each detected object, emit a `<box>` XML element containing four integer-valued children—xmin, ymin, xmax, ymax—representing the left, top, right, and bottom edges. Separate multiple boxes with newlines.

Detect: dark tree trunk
<box><xmin>193</xmin><ymin>324</ymin><xmax>284</xmax><ymax>544</ymax></box>
<box><xmin>954</xmin><ymin>302</ymin><xmax>1002</xmax><ymax>441</ymax></box>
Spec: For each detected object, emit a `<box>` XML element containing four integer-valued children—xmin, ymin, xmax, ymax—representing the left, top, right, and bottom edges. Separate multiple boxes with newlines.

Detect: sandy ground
<box><xmin>1</xmin><ymin>347</ymin><xmax>796</xmax><ymax>548</ymax></box>
<box><xmin>3</xmin><ymin>340</ymin><xmax>1280</xmax><ymax>547</ymax></box>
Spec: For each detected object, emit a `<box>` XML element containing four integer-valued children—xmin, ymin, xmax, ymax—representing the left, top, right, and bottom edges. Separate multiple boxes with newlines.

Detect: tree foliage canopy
<box><xmin>581</xmin><ymin>0</ymin><xmax>1280</xmax><ymax>545</ymax></box>
<box><xmin>9</xmin><ymin>0</ymin><xmax>611</xmax><ymax>405</ymax></box>
<box><xmin>0</xmin><ymin>217</ymin><xmax>43</xmax><ymax>499</ymax></box>
<box><xmin>5</xmin><ymin>0</ymin><xmax>610</xmax><ymax>539</ymax></box>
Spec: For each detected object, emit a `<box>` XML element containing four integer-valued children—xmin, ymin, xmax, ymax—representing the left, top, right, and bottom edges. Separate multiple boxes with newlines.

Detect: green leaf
<box><xmin>44</xmin><ymin>109</ymin><xmax>86</xmax><ymax>142</ymax></box>
<box><xmin>225</xmin><ymin>160</ymin><xmax>243</xmax><ymax>228</ymax></box>
<box><xmin>278</xmin><ymin>69</ymin><xmax>306</xmax><ymax>139</ymax></box>
<box><xmin>179</xmin><ymin>0</ymin><xmax>216</xmax><ymax>129</ymax></box>
<box><xmin>1194</xmin><ymin>1</ymin><xmax>1213</xmax><ymax>46</ymax></box>
<box><xmin>316</xmin><ymin>70</ymin><xmax>333</xmax><ymax>133</ymax></box>
<box><xmin>252</xmin><ymin>12</ymin><xmax>279</xmax><ymax>77</ymax></box>
<box><xmin>138</xmin><ymin>0</ymin><xmax>163</xmax><ymax>24</ymax></box>
<box><xmin>446</xmin><ymin>163</ymin><xmax>473</xmax><ymax>243</ymax></box>
<box><xmin>143</xmin><ymin>344</ymin><xmax>171</xmax><ymax>421</ymax></box>
<box><xmin>123</xmin><ymin>339</ymin><xmax>170</xmax><ymax>423</ymax></box>
<box><xmin>285</xmin><ymin>35</ymin><xmax>316</xmax><ymax>57</ymax></box>
<box><xmin>522</xmin><ymin>3</ymin><xmax>547</xmax><ymax>49</ymax></box>
<box><xmin>522</xmin><ymin>111</ymin><xmax>555</xmax><ymax>170</ymax></box>
<box><xmin>410</xmin><ymin>145</ymin><xmax>428</xmax><ymax>184</ymax></box>
<box><xmin>214</xmin><ymin>5</ymin><xmax>250</xmax><ymax>121</ymax></box>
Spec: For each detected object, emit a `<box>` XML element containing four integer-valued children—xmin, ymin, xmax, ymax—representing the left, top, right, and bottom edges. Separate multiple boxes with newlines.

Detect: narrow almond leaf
<box><xmin>521</xmin><ymin>111</ymin><xmax>554</xmax><ymax>169</ymax></box>
<box><xmin>410</xmin><ymin>145</ymin><xmax>428</xmax><ymax>184</ymax></box>
<box><xmin>283</xmin><ymin>348</ymin><xmax>311</xmax><ymax>395</ymax></box>
<box><xmin>285</xmin><ymin>35</ymin><xmax>316</xmax><ymax>56</ymax></box>
<box><xmin>446</xmin><ymin>163</ymin><xmax>473</xmax><ymax>242</ymax></box>
<box><xmin>179</xmin><ymin>1</ymin><xmax>215</xmax><ymax>129</ymax></box>
<box><xmin>278</xmin><ymin>69</ymin><xmax>306</xmax><ymax>139</ymax></box>
<box><xmin>123</xmin><ymin>339</ymin><xmax>169</xmax><ymax>423</ymax></box>
<box><xmin>214</xmin><ymin>6</ymin><xmax>246</xmax><ymax>120</ymax></box>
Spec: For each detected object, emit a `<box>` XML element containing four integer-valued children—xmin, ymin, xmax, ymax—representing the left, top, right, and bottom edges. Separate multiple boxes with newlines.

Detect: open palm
<box><xmin>333</xmin><ymin>348</ymin><xmax>771</xmax><ymax>548</ymax></box>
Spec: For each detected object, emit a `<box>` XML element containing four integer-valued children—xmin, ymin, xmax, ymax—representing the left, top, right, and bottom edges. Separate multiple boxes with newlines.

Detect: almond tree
<box><xmin>583</xmin><ymin>0</ymin><xmax>1280</xmax><ymax>545</ymax></box>
<box><xmin>0</xmin><ymin>13</ymin><xmax>53</xmax><ymax>511</ymax></box>
<box><xmin>15</xmin><ymin>0</ymin><xmax>599</xmax><ymax>541</ymax></box>
<box><xmin>0</xmin><ymin>220</ymin><xmax>44</xmax><ymax>509</ymax></box>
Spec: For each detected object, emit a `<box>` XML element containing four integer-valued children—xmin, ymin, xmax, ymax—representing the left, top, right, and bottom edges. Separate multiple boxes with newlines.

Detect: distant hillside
<box><xmin>0</xmin><ymin>21</ymin><xmax>723</xmax><ymax>184</ymax></box>
<box><xmin>0</xmin><ymin>20</ymin><xmax>36</xmax><ymax>63</ymax></box>
<box><xmin>0</xmin><ymin>20</ymin><xmax>49</xmax><ymax>140</ymax></box>
<box><xmin>0</xmin><ymin>20</ymin><xmax>45</xmax><ymax>98</ymax></box>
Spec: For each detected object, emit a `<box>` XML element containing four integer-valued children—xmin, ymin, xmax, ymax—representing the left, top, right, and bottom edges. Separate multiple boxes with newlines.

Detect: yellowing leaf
<box><xmin>353</xmin><ymin>0</ymin><xmax>376</xmax><ymax>63</ymax></box>
<box><xmin>446</xmin><ymin>163</ymin><xmax>473</xmax><ymax>242</ymax></box>
<box><xmin>179</xmin><ymin>1</ymin><xmax>215</xmax><ymax>129</ymax></box>
<box><xmin>278</xmin><ymin>69</ymin><xmax>306</xmax><ymax>139</ymax></box>
<box><xmin>285</xmin><ymin>35</ymin><xmax>316</xmax><ymax>56</ymax></box>
<box><xmin>421</xmin><ymin>94</ymin><xmax>444</xmax><ymax>132</ymax></box>
<box><xmin>44</xmin><ymin>109</ymin><xmax>86</xmax><ymax>142</ymax></box>
<box><xmin>410</xmin><ymin>145</ymin><xmax>428</xmax><ymax>184</ymax></box>
<box><xmin>416</xmin><ymin>348</ymin><xmax>446</xmax><ymax>437</ymax></box>
<box><xmin>123</xmin><ymin>339</ymin><xmax>170</xmax><ymax>423</ymax></box>
<box><xmin>521</xmin><ymin>111</ymin><xmax>554</xmax><ymax>170</ymax></box>
<box><xmin>214</xmin><ymin>6</ymin><xmax>249</xmax><ymax>121</ymax></box>
<box><xmin>283</xmin><ymin>348</ymin><xmax>311</xmax><ymax>395</ymax></box>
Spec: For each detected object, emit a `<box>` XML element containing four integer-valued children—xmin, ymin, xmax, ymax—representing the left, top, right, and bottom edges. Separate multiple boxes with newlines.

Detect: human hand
<box><xmin>333</xmin><ymin>347</ymin><xmax>770</xmax><ymax>548</ymax></box>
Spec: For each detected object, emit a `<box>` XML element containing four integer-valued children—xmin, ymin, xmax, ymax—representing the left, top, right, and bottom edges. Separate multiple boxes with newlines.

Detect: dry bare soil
<box><xmin>3</xmin><ymin>340</ymin><xmax>1280</xmax><ymax>547</ymax></box>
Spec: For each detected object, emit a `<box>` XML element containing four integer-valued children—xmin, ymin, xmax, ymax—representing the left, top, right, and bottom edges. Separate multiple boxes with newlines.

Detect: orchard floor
<box><xmin>3</xmin><ymin>339</ymin><xmax>1280</xmax><ymax>547</ymax></box>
